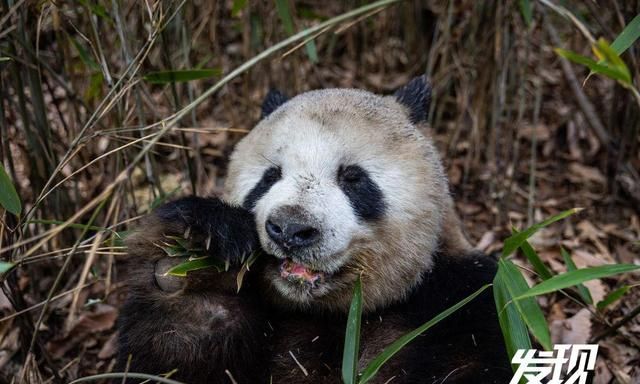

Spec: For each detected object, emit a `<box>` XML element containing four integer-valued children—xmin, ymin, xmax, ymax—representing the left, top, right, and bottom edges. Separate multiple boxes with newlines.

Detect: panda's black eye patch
<box><xmin>340</xmin><ymin>165</ymin><xmax>365</xmax><ymax>183</ymax></box>
<box><xmin>338</xmin><ymin>165</ymin><xmax>386</xmax><ymax>221</ymax></box>
<box><xmin>243</xmin><ymin>166</ymin><xmax>282</xmax><ymax>211</ymax></box>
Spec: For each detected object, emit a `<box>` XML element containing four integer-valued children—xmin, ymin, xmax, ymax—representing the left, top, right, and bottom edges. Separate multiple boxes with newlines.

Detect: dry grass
<box><xmin>0</xmin><ymin>0</ymin><xmax>639</xmax><ymax>382</ymax></box>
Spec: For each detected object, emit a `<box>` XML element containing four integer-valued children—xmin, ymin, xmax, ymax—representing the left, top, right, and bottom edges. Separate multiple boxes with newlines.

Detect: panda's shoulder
<box><xmin>425</xmin><ymin>250</ymin><xmax>498</xmax><ymax>292</ymax></box>
<box><xmin>404</xmin><ymin>249</ymin><xmax>499</xmax><ymax>322</ymax></box>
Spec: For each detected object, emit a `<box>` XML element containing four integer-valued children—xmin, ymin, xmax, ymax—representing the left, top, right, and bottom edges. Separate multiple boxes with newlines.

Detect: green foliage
<box><xmin>275</xmin><ymin>0</ymin><xmax>318</xmax><ymax>63</ymax></box>
<box><xmin>77</xmin><ymin>0</ymin><xmax>113</xmax><ymax>23</ymax></box>
<box><xmin>553</xmin><ymin>13</ymin><xmax>640</xmax><ymax>106</ymax></box>
<box><xmin>68</xmin><ymin>36</ymin><xmax>100</xmax><ymax>72</ymax></box>
<box><xmin>494</xmin><ymin>209</ymin><xmax>638</xmax><ymax>371</ymax></box>
<box><xmin>0</xmin><ymin>262</ymin><xmax>14</xmax><ymax>274</ymax></box>
<box><xmin>502</xmin><ymin>208</ymin><xmax>582</xmax><ymax>257</ymax></box>
<box><xmin>515</xmin><ymin>234</ymin><xmax>553</xmax><ymax>280</ymax></box>
<box><xmin>611</xmin><ymin>14</ymin><xmax>640</xmax><ymax>54</ymax></box>
<box><xmin>597</xmin><ymin>285</ymin><xmax>632</xmax><ymax>311</ymax></box>
<box><xmin>158</xmin><ymin>235</ymin><xmax>205</xmax><ymax>259</ymax></box>
<box><xmin>160</xmin><ymin>234</ymin><xmax>262</xmax><ymax>291</ymax></box>
<box><xmin>560</xmin><ymin>247</ymin><xmax>593</xmax><ymax>304</ymax></box>
<box><xmin>149</xmin><ymin>187</ymin><xmax>181</xmax><ymax>211</ymax></box>
<box><xmin>592</xmin><ymin>38</ymin><xmax>632</xmax><ymax>83</ymax></box>
<box><xmin>514</xmin><ymin>264</ymin><xmax>640</xmax><ymax>300</ymax></box>
<box><xmin>337</xmin><ymin>208</ymin><xmax>639</xmax><ymax>383</ymax></box>
<box><xmin>166</xmin><ymin>257</ymin><xmax>226</xmax><ymax>277</ymax></box>
<box><xmin>495</xmin><ymin>258</ymin><xmax>551</xmax><ymax>350</ymax></box>
<box><xmin>518</xmin><ymin>0</ymin><xmax>533</xmax><ymax>26</ymax></box>
<box><xmin>494</xmin><ymin>268</ymin><xmax>531</xmax><ymax>369</ymax></box>
<box><xmin>0</xmin><ymin>163</ymin><xmax>21</xmax><ymax>216</ymax></box>
<box><xmin>342</xmin><ymin>277</ymin><xmax>362</xmax><ymax>384</ymax></box>
<box><xmin>232</xmin><ymin>0</ymin><xmax>249</xmax><ymax>17</ymax></box>
<box><xmin>143</xmin><ymin>69</ymin><xmax>222</xmax><ymax>84</ymax></box>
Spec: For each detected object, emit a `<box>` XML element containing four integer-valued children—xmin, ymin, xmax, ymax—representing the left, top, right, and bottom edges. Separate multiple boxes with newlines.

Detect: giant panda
<box><xmin>116</xmin><ymin>77</ymin><xmax>512</xmax><ymax>383</ymax></box>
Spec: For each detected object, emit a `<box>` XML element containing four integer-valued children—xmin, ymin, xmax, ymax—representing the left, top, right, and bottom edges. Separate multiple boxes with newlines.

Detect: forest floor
<box><xmin>1</xmin><ymin>1</ymin><xmax>639</xmax><ymax>383</ymax></box>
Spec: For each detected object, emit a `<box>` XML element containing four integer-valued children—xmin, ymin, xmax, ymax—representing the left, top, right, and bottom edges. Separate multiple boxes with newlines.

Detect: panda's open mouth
<box><xmin>279</xmin><ymin>258</ymin><xmax>326</xmax><ymax>288</ymax></box>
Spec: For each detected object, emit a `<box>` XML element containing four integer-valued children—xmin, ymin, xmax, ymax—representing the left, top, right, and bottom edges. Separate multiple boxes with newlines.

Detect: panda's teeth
<box><xmin>279</xmin><ymin>258</ymin><xmax>325</xmax><ymax>287</ymax></box>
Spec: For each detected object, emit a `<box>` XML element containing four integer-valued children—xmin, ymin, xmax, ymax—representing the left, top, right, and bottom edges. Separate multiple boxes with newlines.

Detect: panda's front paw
<box><xmin>152</xmin><ymin>196</ymin><xmax>259</xmax><ymax>265</ymax></box>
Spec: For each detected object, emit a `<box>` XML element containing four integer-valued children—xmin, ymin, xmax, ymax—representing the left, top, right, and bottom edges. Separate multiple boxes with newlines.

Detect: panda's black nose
<box><xmin>266</xmin><ymin>216</ymin><xmax>321</xmax><ymax>250</ymax></box>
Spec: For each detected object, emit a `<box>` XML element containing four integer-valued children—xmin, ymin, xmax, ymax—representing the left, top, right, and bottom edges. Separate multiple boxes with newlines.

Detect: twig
<box><xmin>0</xmin><ymin>281</ymin><xmax>98</xmax><ymax>323</ymax></box>
<box><xmin>289</xmin><ymin>350</ymin><xmax>309</xmax><ymax>376</ymax></box>
<box><xmin>280</xmin><ymin>25</ymin><xmax>332</xmax><ymax>60</ymax></box>
<box><xmin>69</xmin><ymin>372</ymin><xmax>185</xmax><ymax>384</ymax></box>
<box><xmin>224</xmin><ymin>370</ymin><xmax>239</xmax><ymax>384</ymax></box>
<box><xmin>545</xmin><ymin>21</ymin><xmax>610</xmax><ymax>146</ymax></box>
<box><xmin>538</xmin><ymin>0</ymin><xmax>595</xmax><ymax>43</ymax></box>
<box><xmin>527</xmin><ymin>83</ymin><xmax>543</xmax><ymax>226</ymax></box>
<box><xmin>590</xmin><ymin>302</ymin><xmax>640</xmax><ymax>343</ymax></box>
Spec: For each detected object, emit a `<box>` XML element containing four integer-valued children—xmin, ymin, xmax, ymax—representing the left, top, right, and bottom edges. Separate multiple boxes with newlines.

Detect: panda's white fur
<box><xmin>224</xmin><ymin>88</ymin><xmax>469</xmax><ymax>312</ymax></box>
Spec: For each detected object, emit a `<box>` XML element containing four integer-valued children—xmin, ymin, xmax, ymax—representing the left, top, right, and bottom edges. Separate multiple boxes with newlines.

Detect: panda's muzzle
<box><xmin>265</xmin><ymin>205</ymin><xmax>321</xmax><ymax>251</ymax></box>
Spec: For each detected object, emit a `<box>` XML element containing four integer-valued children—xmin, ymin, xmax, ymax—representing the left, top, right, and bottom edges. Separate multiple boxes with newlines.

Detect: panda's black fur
<box><xmin>116</xmin><ymin>79</ymin><xmax>512</xmax><ymax>383</ymax></box>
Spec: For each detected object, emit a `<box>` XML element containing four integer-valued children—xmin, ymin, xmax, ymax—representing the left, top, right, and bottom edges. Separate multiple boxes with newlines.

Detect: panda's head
<box><xmin>224</xmin><ymin>77</ymin><xmax>470</xmax><ymax>312</ymax></box>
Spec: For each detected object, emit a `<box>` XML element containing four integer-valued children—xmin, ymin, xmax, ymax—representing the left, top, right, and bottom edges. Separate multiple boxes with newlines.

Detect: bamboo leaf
<box><xmin>502</xmin><ymin>208</ymin><xmax>581</xmax><ymax>257</ymax></box>
<box><xmin>359</xmin><ymin>284</ymin><xmax>491</xmax><ymax>383</ymax></box>
<box><xmin>560</xmin><ymin>247</ymin><xmax>592</xmax><ymax>304</ymax></box>
<box><xmin>515</xmin><ymin>230</ymin><xmax>553</xmax><ymax>280</ymax></box>
<box><xmin>78</xmin><ymin>0</ymin><xmax>112</xmax><ymax>22</ymax></box>
<box><xmin>611</xmin><ymin>14</ymin><xmax>640</xmax><ymax>54</ymax></box>
<box><xmin>109</xmin><ymin>231</ymin><xmax>131</xmax><ymax>247</ymax></box>
<box><xmin>149</xmin><ymin>187</ymin><xmax>181</xmax><ymax>211</ymax></box>
<box><xmin>143</xmin><ymin>69</ymin><xmax>222</xmax><ymax>84</ymax></box>
<box><xmin>498</xmin><ymin>259</ymin><xmax>551</xmax><ymax>350</ymax></box>
<box><xmin>514</xmin><ymin>264</ymin><xmax>640</xmax><ymax>300</ymax></box>
<box><xmin>166</xmin><ymin>257</ymin><xmax>226</xmax><ymax>277</ymax></box>
<box><xmin>0</xmin><ymin>163</ymin><xmax>21</xmax><ymax>216</ymax></box>
<box><xmin>342</xmin><ymin>277</ymin><xmax>362</xmax><ymax>384</ymax></box>
<box><xmin>232</xmin><ymin>0</ymin><xmax>248</xmax><ymax>17</ymax></box>
<box><xmin>596</xmin><ymin>285</ymin><xmax>631</xmax><ymax>311</ymax></box>
<box><xmin>0</xmin><ymin>262</ymin><xmax>14</xmax><ymax>274</ymax></box>
<box><xmin>494</xmin><ymin>269</ymin><xmax>531</xmax><ymax>371</ymax></box>
<box><xmin>275</xmin><ymin>0</ymin><xmax>318</xmax><ymax>63</ymax></box>
<box><xmin>555</xmin><ymin>48</ymin><xmax>630</xmax><ymax>84</ymax></box>
<box><xmin>518</xmin><ymin>0</ymin><xmax>533</xmax><ymax>26</ymax></box>
<box><xmin>275</xmin><ymin>0</ymin><xmax>295</xmax><ymax>35</ymax></box>
<box><xmin>68</xmin><ymin>36</ymin><xmax>100</xmax><ymax>71</ymax></box>
<box><xmin>592</xmin><ymin>38</ymin><xmax>631</xmax><ymax>84</ymax></box>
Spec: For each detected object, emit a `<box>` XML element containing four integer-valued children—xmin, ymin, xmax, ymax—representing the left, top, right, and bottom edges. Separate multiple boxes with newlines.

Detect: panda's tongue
<box><xmin>280</xmin><ymin>259</ymin><xmax>324</xmax><ymax>286</ymax></box>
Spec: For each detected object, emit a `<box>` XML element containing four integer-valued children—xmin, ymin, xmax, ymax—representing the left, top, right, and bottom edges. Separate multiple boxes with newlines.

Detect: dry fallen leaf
<box><xmin>572</xmin><ymin>249</ymin><xmax>611</xmax><ymax>268</ymax></box>
<box><xmin>593</xmin><ymin>360</ymin><xmax>613</xmax><ymax>384</ymax></box>
<box><xmin>584</xmin><ymin>279</ymin><xmax>607</xmax><ymax>303</ymax></box>
<box><xmin>517</xmin><ymin>123</ymin><xmax>551</xmax><ymax>141</ymax></box>
<box><xmin>46</xmin><ymin>304</ymin><xmax>118</xmax><ymax>359</ymax></box>
<box><xmin>98</xmin><ymin>332</ymin><xmax>118</xmax><ymax>360</ymax></box>
<box><xmin>568</xmin><ymin>163</ymin><xmax>607</xmax><ymax>185</ymax></box>
<box><xmin>550</xmin><ymin>308</ymin><xmax>591</xmax><ymax>345</ymax></box>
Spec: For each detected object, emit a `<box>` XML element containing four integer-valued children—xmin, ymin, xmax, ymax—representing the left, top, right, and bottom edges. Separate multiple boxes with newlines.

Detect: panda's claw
<box><xmin>152</xmin><ymin>196</ymin><xmax>260</xmax><ymax>266</ymax></box>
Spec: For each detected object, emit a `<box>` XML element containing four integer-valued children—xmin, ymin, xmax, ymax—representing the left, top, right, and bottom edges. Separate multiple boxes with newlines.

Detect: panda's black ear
<box><xmin>393</xmin><ymin>76</ymin><xmax>432</xmax><ymax>124</ymax></box>
<box><xmin>261</xmin><ymin>89</ymin><xmax>289</xmax><ymax>119</ymax></box>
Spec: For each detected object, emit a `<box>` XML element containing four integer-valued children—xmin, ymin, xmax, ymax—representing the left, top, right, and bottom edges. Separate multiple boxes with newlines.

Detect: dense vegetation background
<box><xmin>0</xmin><ymin>0</ymin><xmax>639</xmax><ymax>382</ymax></box>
